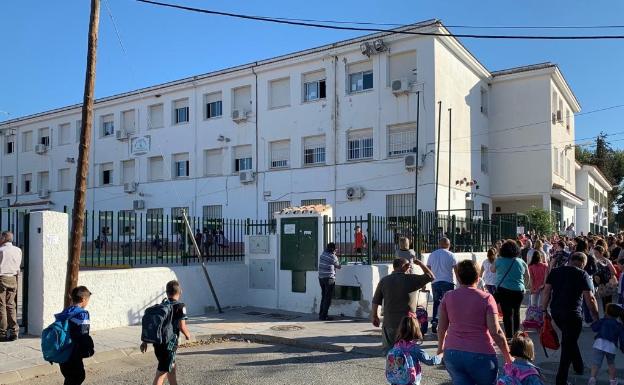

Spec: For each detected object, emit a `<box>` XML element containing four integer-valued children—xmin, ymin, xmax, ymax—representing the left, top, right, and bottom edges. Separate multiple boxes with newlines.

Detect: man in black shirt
<box><xmin>542</xmin><ymin>252</ymin><xmax>599</xmax><ymax>385</ymax></box>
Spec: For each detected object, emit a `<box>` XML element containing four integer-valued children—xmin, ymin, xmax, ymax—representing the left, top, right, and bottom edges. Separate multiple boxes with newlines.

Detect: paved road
<box><xmin>16</xmin><ymin>342</ymin><xmax>453</xmax><ymax>385</ymax></box>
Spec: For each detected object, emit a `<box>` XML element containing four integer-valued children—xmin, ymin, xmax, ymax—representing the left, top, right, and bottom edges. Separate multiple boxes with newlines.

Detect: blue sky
<box><xmin>1</xmin><ymin>0</ymin><xmax>623</xmax><ymax>147</ymax></box>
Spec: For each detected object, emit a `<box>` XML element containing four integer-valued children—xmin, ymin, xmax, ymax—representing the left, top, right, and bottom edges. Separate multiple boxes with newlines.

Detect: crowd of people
<box><xmin>362</xmin><ymin>230</ymin><xmax>624</xmax><ymax>385</ymax></box>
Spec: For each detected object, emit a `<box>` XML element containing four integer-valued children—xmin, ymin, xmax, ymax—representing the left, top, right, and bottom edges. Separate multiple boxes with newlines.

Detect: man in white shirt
<box><xmin>426</xmin><ymin>237</ymin><xmax>457</xmax><ymax>333</ymax></box>
<box><xmin>0</xmin><ymin>232</ymin><xmax>22</xmax><ymax>341</ymax></box>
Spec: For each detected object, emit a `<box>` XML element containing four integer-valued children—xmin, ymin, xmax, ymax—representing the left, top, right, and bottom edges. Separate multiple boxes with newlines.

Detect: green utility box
<box><xmin>280</xmin><ymin>217</ymin><xmax>318</xmax><ymax>271</ymax></box>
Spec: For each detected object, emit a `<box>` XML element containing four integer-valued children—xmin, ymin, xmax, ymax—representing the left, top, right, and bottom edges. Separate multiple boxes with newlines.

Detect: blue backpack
<box><xmin>497</xmin><ymin>363</ymin><xmax>541</xmax><ymax>385</ymax></box>
<box><xmin>385</xmin><ymin>345</ymin><xmax>420</xmax><ymax>385</ymax></box>
<box><xmin>41</xmin><ymin>309</ymin><xmax>84</xmax><ymax>364</ymax></box>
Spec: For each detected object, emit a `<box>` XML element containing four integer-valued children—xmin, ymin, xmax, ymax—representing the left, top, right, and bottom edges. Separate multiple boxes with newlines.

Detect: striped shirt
<box><xmin>318</xmin><ymin>251</ymin><xmax>339</xmax><ymax>279</ymax></box>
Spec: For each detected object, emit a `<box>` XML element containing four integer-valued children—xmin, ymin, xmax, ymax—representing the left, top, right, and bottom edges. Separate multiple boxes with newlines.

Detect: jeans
<box><xmin>552</xmin><ymin>313</ymin><xmax>583</xmax><ymax>385</ymax></box>
<box><xmin>432</xmin><ymin>281</ymin><xmax>455</xmax><ymax>324</ymax></box>
<box><xmin>318</xmin><ymin>277</ymin><xmax>335</xmax><ymax>320</ymax></box>
<box><xmin>444</xmin><ymin>349</ymin><xmax>498</xmax><ymax>385</ymax></box>
<box><xmin>495</xmin><ymin>287</ymin><xmax>524</xmax><ymax>338</ymax></box>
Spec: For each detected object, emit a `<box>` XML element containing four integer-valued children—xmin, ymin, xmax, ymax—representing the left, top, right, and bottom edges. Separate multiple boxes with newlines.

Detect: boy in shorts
<box><xmin>141</xmin><ymin>280</ymin><xmax>191</xmax><ymax>385</ymax></box>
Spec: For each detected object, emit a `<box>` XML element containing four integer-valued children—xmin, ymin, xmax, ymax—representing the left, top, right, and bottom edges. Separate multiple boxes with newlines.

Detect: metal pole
<box><xmin>414</xmin><ymin>91</ymin><xmax>420</xmax><ymax>255</ymax></box>
<box><xmin>447</xmin><ymin>108</ymin><xmax>452</xmax><ymax>223</ymax></box>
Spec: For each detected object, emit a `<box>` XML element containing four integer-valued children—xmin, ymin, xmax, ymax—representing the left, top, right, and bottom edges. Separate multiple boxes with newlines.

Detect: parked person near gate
<box><xmin>372</xmin><ymin>257</ymin><xmax>434</xmax><ymax>352</ymax></box>
<box><xmin>528</xmin><ymin>250</ymin><xmax>548</xmax><ymax>306</ymax></box>
<box><xmin>566</xmin><ymin>223</ymin><xmax>577</xmax><ymax>239</ymax></box>
<box><xmin>396</xmin><ymin>237</ymin><xmax>416</xmax><ymax>273</ymax></box>
<box><xmin>354</xmin><ymin>226</ymin><xmax>366</xmax><ymax>255</ymax></box>
<box><xmin>541</xmin><ymin>252</ymin><xmax>600</xmax><ymax>385</ymax></box>
<box><xmin>426</xmin><ymin>237</ymin><xmax>457</xmax><ymax>334</ymax></box>
<box><xmin>593</xmin><ymin>245</ymin><xmax>618</xmax><ymax>313</ymax></box>
<box><xmin>437</xmin><ymin>259</ymin><xmax>512</xmax><ymax>385</ymax></box>
<box><xmin>0</xmin><ymin>231</ymin><xmax>22</xmax><ymax>342</ymax></box>
<box><xmin>480</xmin><ymin>248</ymin><xmax>497</xmax><ymax>295</ymax></box>
<box><xmin>193</xmin><ymin>229</ymin><xmax>203</xmax><ymax>256</ymax></box>
<box><xmin>318</xmin><ymin>243</ymin><xmax>341</xmax><ymax>321</ymax></box>
<box><xmin>491</xmin><ymin>239</ymin><xmax>530</xmax><ymax>338</ymax></box>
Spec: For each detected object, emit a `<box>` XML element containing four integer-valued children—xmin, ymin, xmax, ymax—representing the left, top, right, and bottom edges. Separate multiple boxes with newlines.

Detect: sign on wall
<box><xmin>131</xmin><ymin>136</ymin><xmax>151</xmax><ymax>156</ymax></box>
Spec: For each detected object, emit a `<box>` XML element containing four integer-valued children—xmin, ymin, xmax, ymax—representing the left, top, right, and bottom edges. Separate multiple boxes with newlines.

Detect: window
<box><xmin>348</xmin><ymin>61</ymin><xmax>373</xmax><ymax>93</ymax></box>
<box><xmin>146</xmin><ymin>208</ymin><xmax>164</xmax><ymax>236</ymax></box>
<box><xmin>481</xmin><ymin>203</ymin><xmax>490</xmax><ymax>219</ymax></box>
<box><xmin>205</xmin><ymin>92</ymin><xmax>222</xmax><ymax>119</ymax></box>
<box><xmin>58</xmin><ymin>123</ymin><xmax>71</xmax><ymax>145</ymax></box>
<box><xmin>100</xmin><ymin>114</ymin><xmax>114</xmax><ymax>137</ymax></box>
<box><xmin>347</xmin><ymin>129</ymin><xmax>373</xmax><ymax>161</ymax></box>
<box><xmin>233</xmin><ymin>86</ymin><xmax>252</xmax><ymax>114</ymax></box>
<box><xmin>203</xmin><ymin>205</ymin><xmax>222</xmax><ymax>219</ymax></box>
<box><xmin>481</xmin><ymin>146</ymin><xmax>489</xmax><ymax>173</ymax></box>
<box><xmin>119</xmin><ymin>210</ymin><xmax>135</xmax><ymax>236</ymax></box>
<box><xmin>173</xmin><ymin>153</ymin><xmax>190</xmax><ymax>178</ymax></box>
<box><xmin>122</xmin><ymin>159</ymin><xmax>135</xmax><ymax>184</ymax></box>
<box><xmin>551</xmin><ymin>91</ymin><xmax>558</xmax><ymax>118</ymax></box>
<box><xmin>76</xmin><ymin>120</ymin><xmax>82</xmax><ymax>143</ymax></box>
<box><xmin>204</xmin><ymin>149</ymin><xmax>223</xmax><ymax>176</ymax></box>
<box><xmin>171</xmin><ymin>207</ymin><xmax>189</xmax><ymax>234</ymax></box>
<box><xmin>173</xmin><ymin>99</ymin><xmax>189</xmax><ymax>124</ymax></box>
<box><xmin>559</xmin><ymin>151</ymin><xmax>564</xmax><ymax>176</ymax></box>
<box><xmin>148</xmin><ymin>156</ymin><xmax>164</xmax><ymax>181</ymax></box>
<box><xmin>303</xmin><ymin>71</ymin><xmax>326</xmax><ymax>102</ymax></box>
<box><xmin>303</xmin><ymin>135</ymin><xmax>326</xmax><ymax>165</ymax></box>
<box><xmin>566</xmin><ymin>158</ymin><xmax>571</xmax><ymax>182</ymax></box>
<box><xmin>38</xmin><ymin>127</ymin><xmax>50</xmax><ymax>147</ymax></box>
<box><xmin>99</xmin><ymin>211</ymin><xmax>113</xmax><ymax>237</ymax></box>
<box><xmin>148</xmin><ymin>104</ymin><xmax>164</xmax><ymax>129</ymax></box>
<box><xmin>22</xmin><ymin>173</ymin><xmax>32</xmax><ymax>193</ymax></box>
<box><xmin>386</xmin><ymin>193</ymin><xmax>415</xmax><ymax>219</ymax></box>
<box><xmin>480</xmin><ymin>88</ymin><xmax>488</xmax><ymax>115</ymax></box>
<box><xmin>58</xmin><ymin>168</ymin><xmax>71</xmax><ymax>191</ymax></box>
<box><xmin>558</xmin><ymin>99</ymin><xmax>563</xmax><ymax>123</ymax></box>
<box><xmin>100</xmin><ymin>163</ymin><xmax>113</xmax><ymax>186</ymax></box>
<box><xmin>22</xmin><ymin>131</ymin><xmax>33</xmax><ymax>152</ymax></box>
<box><xmin>388</xmin><ymin>125</ymin><xmax>416</xmax><ymax>156</ymax></box>
<box><xmin>565</xmin><ymin>109</ymin><xmax>571</xmax><ymax>131</ymax></box>
<box><xmin>4</xmin><ymin>176</ymin><xmax>13</xmax><ymax>195</ymax></box>
<box><xmin>553</xmin><ymin>147</ymin><xmax>559</xmax><ymax>175</ymax></box>
<box><xmin>122</xmin><ymin>109</ymin><xmax>136</xmax><ymax>133</ymax></box>
<box><xmin>270</xmin><ymin>140</ymin><xmax>290</xmax><ymax>169</ymax></box>
<box><xmin>269</xmin><ymin>78</ymin><xmax>290</xmax><ymax>108</ymax></box>
<box><xmin>38</xmin><ymin>171</ymin><xmax>49</xmax><ymax>192</ymax></box>
<box><xmin>388</xmin><ymin>51</ymin><xmax>417</xmax><ymax>84</ymax></box>
<box><xmin>234</xmin><ymin>145</ymin><xmax>253</xmax><ymax>172</ymax></box>
<box><xmin>301</xmin><ymin>199</ymin><xmax>326</xmax><ymax>206</ymax></box>
<box><xmin>5</xmin><ymin>135</ymin><xmax>14</xmax><ymax>154</ymax></box>
<box><xmin>268</xmin><ymin>201</ymin><xmax>291</xmax><ymax>220</ymax></box>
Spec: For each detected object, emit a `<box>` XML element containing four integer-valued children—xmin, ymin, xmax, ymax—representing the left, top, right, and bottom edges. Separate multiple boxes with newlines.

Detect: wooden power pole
<box><xmin>65</xmin><ymin>0</ymin><xmax>100</xmax><ymax>307</ymax></box>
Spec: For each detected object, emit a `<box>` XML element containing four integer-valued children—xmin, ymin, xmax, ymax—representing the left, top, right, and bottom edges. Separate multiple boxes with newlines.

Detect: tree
<box><xmin>526</xmin><ymin>208</ymin><xmax>554</xmax><ymax>235</ymax></box>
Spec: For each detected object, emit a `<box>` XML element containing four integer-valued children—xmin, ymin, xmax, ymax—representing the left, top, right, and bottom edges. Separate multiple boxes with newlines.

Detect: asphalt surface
<box><xmin>17</xmin><ymin>341</ymin><xmax>453</xmax><ymax>385</ymax></box>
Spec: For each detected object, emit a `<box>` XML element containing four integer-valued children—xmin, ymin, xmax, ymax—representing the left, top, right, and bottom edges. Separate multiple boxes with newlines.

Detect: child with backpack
<box><xmin>140</xmin><ymin>280</ymin><xmax>192</xmax><ymax>385</ymax></box>
<box><xmin>385</xmin><ymin>313</ymin><xmax>442</xmax><ymax>385</ymax></box>
<box><xmin>588</xmin><ymin>303</ymin><xmax>624</xmax><ymax>385</ymax></box>
<box><xmin>497</xmin><ymin>331</ymin><xmax>544</xmax><ymax>385</ymax></box>
<box><xmin>45</xmin><ymin>286</ymin><xmax>94</xmax><ymax>385</ymax></box>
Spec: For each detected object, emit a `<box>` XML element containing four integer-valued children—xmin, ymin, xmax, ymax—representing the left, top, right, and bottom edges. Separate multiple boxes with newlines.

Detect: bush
<box><xmin>526</xmin><ymin>208</ymin><xmax>554</xmax><ymax>235</ymax></box>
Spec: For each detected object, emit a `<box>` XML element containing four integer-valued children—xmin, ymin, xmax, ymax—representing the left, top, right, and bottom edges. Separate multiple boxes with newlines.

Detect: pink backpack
<box><xmin>497</xmin><ymin>363</ymin><xmax>541</xmax><ymax>385</ymax></box>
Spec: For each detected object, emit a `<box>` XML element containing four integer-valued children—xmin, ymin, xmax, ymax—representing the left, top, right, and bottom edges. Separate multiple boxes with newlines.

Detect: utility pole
<box><xmin>65</xmin><ymin>0</ymin><xmax>100</xmax><ymax>307</ymax></box>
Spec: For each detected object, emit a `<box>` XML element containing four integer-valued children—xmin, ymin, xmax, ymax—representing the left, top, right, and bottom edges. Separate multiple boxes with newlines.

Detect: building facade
<box><xmin>575</xmin><ymin>164</ymin><xmax>612</xmax><ymax>235</ymax></box>
<box><xmin>0</xmin><ymin>20</ymin><xmax>583</xmax><ymax>229</ymax></box>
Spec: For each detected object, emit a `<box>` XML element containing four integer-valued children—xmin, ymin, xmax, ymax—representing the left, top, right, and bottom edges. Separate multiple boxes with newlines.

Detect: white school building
<box><xmin>0</xmin><ymin>20</ymin><xmax>606</xmax><ymax>232</ymax></box>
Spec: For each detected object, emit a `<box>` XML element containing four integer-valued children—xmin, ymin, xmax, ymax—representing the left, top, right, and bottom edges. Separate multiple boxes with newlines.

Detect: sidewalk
<box><xmin>0</xmin><ymin>306</ymin><xmax>621</xmax><ymax>384</ymax></box>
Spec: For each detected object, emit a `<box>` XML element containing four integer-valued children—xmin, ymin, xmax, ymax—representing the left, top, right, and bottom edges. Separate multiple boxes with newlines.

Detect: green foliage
<box><xmin>526</xmin><ymin>208</ymin><xmax>554</xmax><ymax>235</ymax></box>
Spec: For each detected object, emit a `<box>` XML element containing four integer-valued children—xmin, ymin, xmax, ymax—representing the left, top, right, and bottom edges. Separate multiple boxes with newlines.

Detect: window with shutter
<box><xmin>347</xmin><ymin>129</ymin><xmax>373</xmax><ymax>161</ymax></box>
<box><xmin>269</xmin><ymin>78</ymin><xmax>290</xmax><ymax>108</ymax></box>
<box><xmin>303</xmin><ymin>136</ymin><xmax>326</xmax><ymax>165</ymax></box>
<box><xmin>270</xmin><ymin>140</ymin><xmax>290</xmax><ymax>168</ymax></box>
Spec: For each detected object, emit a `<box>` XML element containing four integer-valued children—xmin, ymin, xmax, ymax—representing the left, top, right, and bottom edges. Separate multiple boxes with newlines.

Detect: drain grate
<box><xmin>270</xmin><ymin>325</ymin><xmax>304</xmax><ymax>332</ymax></box>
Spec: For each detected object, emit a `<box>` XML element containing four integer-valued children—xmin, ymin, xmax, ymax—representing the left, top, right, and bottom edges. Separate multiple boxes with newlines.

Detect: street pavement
<box><xmin>0</xmin><ymin>305</ymin><xmax>621</xmax><ymax>384</ymax></box>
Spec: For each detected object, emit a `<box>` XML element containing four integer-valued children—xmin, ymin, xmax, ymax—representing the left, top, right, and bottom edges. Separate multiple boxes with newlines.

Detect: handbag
<box><xmin>540</xmin><ymin>313</ymin><xmax>560</xmax><ymax>357</ymax></box>
<box><xmin>597</xmin><ymin>276</ymin><xmax>619</xmax><ymax>298</ymax></box>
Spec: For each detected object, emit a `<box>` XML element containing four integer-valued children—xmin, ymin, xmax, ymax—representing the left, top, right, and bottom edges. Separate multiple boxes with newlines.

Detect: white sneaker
<box><xmin>588</xmin><ymin>377</ymin><xmax>596</xmax><ymax>385</ymax></box>
<box><xmin>609</xmin><ymin>379</ymin><xmax>618</xmax><ymax>385</ymax></box>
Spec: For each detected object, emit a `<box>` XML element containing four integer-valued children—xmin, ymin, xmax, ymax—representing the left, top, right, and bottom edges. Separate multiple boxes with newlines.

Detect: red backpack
<box><xmin>539</xmin><ymin>313</ymin><xmax>560</xmax><ymax>357</ymax></box>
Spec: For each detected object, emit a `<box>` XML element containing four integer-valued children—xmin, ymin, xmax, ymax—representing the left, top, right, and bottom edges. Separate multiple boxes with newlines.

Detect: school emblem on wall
<box><xmin>131</xmin><ymin>136</ymin><xmax>150</xmax><ymax>156</ymax></box>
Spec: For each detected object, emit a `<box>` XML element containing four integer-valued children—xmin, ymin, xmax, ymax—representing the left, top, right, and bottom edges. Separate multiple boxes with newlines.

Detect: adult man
<box><xmin>541</xmin><ymin>252</ymin><xmax>599</xmax><ymax>385</ymax></box>
<box><xmin>0</xmin><ymin>231</ymin><xmax>22</xmax><ymax>341</ymax></box>
<box><xmin>426</xmin><ymin>237</ymin><xmax>457</xmax><ymax>334</ymax></box>
<box><xmin>371</xmin><ymin>257</ymin><xmax>434</xmax><ymax>352</ymax></box>
<box><xmin>318</xmin><ymin>242</ymin><xmax>341</xmax><ymax>321</ymax></box>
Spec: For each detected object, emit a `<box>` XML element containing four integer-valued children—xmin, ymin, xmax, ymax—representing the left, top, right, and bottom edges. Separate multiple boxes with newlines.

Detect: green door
<box><xmin>280</xmin><ymin>217</ymin><xmax>318</xmax><ymax>271</ymax></box>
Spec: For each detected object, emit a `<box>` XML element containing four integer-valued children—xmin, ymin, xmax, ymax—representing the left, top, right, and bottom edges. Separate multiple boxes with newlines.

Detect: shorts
<box><xmin>592</xmin><ymin>348</ymin><xmax>616</xmax><ymax>367</ymax></box>
<box><xmin>154</xmin><ymin>343</ymin><xmax>177</xmax><ymax>373</ymax></box>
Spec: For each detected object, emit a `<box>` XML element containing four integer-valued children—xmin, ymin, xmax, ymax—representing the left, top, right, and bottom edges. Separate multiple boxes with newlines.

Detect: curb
<box><xmin>0</xmin><ymin>333</ymin><xmax>381</xmax><ymax>384</ymax></box>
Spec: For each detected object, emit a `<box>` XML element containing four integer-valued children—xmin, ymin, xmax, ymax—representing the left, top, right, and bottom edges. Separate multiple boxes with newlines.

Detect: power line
<box><xmin>136</xmin><ymin>0</ymin><xmax>624</xmax><ymax>40</ymax></box>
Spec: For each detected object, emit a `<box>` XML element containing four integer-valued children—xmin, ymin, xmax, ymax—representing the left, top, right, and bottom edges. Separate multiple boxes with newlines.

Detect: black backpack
<box><xmin>141</xmin><ymin>299</ymin><xmax>176</xmax><ymax>345</ymax></box>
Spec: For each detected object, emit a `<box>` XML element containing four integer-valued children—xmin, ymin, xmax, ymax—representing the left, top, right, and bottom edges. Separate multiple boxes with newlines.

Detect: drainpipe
<box><xmin>333</xmin><ymin>56</ymin><xmax>339</xmax><ymax>212</ymax></box>
<box><xmin>193</xmin><ymin>78</ymin><xmax>199</xmax><ymax>217</ymax></box>
<box><xmin>252</xmin><ymin>64</ymin><xmax>259</xmax><ymax>220</ymax></box>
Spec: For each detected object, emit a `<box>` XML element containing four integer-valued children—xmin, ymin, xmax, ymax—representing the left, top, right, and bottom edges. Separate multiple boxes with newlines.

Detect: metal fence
<box><xmin>0</xmin><ymin>208</ymin><xmax>28</xmax><ymax>248</ymax></box>
<box><xmin>324</xmin><ymin>211</ymin><xmax>500</xmax><ymax>264</ymax></box>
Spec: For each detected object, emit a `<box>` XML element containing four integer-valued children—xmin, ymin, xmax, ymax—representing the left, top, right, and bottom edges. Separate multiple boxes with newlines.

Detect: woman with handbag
<box><xmin>593</xmin><ymin>245</ymin><xmax>618</xmax><ymax>313</ymax></box>
<box><xmin>491</xmin><ymin>240</ymin><xmax>531</xmax><ymax>339</ymax></box>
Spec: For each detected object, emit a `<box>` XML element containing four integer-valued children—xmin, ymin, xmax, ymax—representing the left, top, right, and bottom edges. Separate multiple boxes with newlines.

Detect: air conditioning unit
<box><xmin>556</xmin><ymin>110</ymin><xmax>563</xmax><ymax>122</ymax></box>
<box><xmin>239</xmin><ymin>171</ymin><xmax>255</xmax><ymax>184</ymax></box>
<box><xmin>133</xmin><ymin>199</ymin><xmax>145</xmax><ymax>210</ymax></box>
<box><xmin>35</xmin><ymin>144</ymin><xmax>48</xmax><ymax>154</ymax></box>
<box><xmin>115</xmin><ymin>130</ymin><xmax>128</xmax><ymax>140</ymax></box>
<box><xmin>404</xmin><ymin>154</ymin><xmax>418</xmax><ymax>170</ymax></box>
<box><xmin>0</xmin><ymin>199</ymin><xmax>10</xmax><ymax>208</ymax></box>
<box><xmin>551</xmin><ymin>113</ymin><xmax>557</xmax><ymax>124</ymax></box>
<box><xmin>346</xmin><ymin>186</ymin><xmax>365</xmax><ymax>200</ymax></box>
<box><xmin>391</xmin><ymin>79</ymin><xmax>410</xmax><ymax>95</ymax></box>
<box><xmin>38</xmin><ymin>189</ymin><xmax>50</xmax><ymax>199</ymax></box>
<box><xmin>66</xmin><ymin>157</ymin><xmax>75</xmax><ymax>163</ymax></box>
<box><xmin>232</xmin><ymin>109</ymin><xmax>248</xmax><ymax>122</ymax></box>
<box><xmin>123</xmin><ymin>182</ymin><xmax>137</xmax><ymax>193</ymax></box>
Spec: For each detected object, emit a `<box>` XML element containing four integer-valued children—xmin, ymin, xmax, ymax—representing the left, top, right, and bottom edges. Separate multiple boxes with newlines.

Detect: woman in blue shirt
<box><xmin>491</xmin><ymin>240</ymin><xmax>531</xmax><ymax>338</ymax></box>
